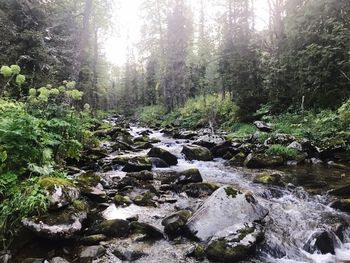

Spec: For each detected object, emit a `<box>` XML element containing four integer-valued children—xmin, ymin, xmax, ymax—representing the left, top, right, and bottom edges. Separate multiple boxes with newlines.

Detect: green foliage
<box><xmin>135</xmin><ymin>105</ymin><xmax>167</xmax><ymax>126</ymax></box>
<box><xmin>0</xmin><ymin>66</ymin><xmax>12</xmax><ymax>78</ymax></box>
<box><xmin>266</xmin><ymin>144</ymin><xmax>299</xmax><ymax>160</ymax></box>
<box><xmin>15</xmin><ymin>74</ymin><xmax>26</xmax><ymax>86</ymax></box>
<box><xmin>226</xmin><ymin>124</ymin><xmax>257</xmax><ymax>140</ymax></box>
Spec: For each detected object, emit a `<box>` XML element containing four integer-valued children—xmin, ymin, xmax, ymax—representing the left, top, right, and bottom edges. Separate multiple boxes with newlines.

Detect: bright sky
<box><xmin>103</xmin><ymin>0</ymin><xmax>270</xmax><ymax>66</ymax></box>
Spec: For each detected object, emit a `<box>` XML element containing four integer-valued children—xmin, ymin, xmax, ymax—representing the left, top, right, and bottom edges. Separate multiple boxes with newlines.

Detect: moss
<box><xmin>254</xmin><ymin>173</ymin><xmax>283</xmax><ymax>186</ymax></box>
<box><xmin>72</xmin><ymin>199</ymin><xmax>89</xmax><ymax>211</ymax></box>
<box><xmin>77</xmin><ymin>173</ymin><xmax>101</xmax><ymax>186</ymax></box>
<box><xmin>206</xmin><ymin>240</ymin><xmax>249</xmax><ymax>262</ymax></box>
<box><xmin>38</xmin><ymin>176</ymin><xmax>74</xmax><ymax>189</ymax></box>
<box><xmin>224</xmin><ymin>186</ymin><xmax>241</xmax><ymax>198</ymax></box>
<box><xmin>114</xmin><ymin>194</ymin><xmax>132</xmax><ymax>206</ymax></box>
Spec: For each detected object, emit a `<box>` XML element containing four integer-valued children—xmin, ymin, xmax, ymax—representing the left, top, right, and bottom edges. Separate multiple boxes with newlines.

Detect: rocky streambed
<box><xmin>5</xmin><ymin>117</ymin><xmax>350</xmax><ymax>263</ymax></box>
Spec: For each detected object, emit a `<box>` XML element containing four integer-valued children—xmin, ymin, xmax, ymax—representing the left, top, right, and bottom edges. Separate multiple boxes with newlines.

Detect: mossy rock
<box><xmin>130</xmin><ymin>221</ymin><xmax>164</xmax><ymax>240</ymax></box>
<box><xmin>244</xmin><ymin>153</ymin><xmax>284</xmax><ymax>168</ymax></box>
<box><xmin>148</xmin><ymin>147</ymin><xmax>178</xmax><ymax>166</ymax></box>
<box><xmin>253</xmin><ymin>172</ymin><xmax>284</xmax><ymax>187</ymax></box>
<box><xmin>126</xmin><ymin>170</ymin><xmax>154</xmax><ymax>181</ymax></box>
<box><xmin>182</xmin><ymin>145</ymin><xmax>213</xmax><ymax>161</ymax></box>
<box><xmin>229</xmin><ymin>152</ymin><xmax>246</xmax><ymax>166</ymax></box>
<box><xmin>330</xmin><ymin>198</ymin><xmax>350</xmax><ymax>213</ymax></box>
<box><xmin>80</xmin><ymin>234</ymin><xmax>108</xmax><ymax>245</ymax></box>
<box><xmin>92</xmin><ymin>219</ymin><xmax>130</xmax><ymax>237</ymax></box>
<box><xmin>122</xmin><ymin>156</ymin><xmax>152</xmax><ymax>172</ymax></box>
<box><xmin>186</xmin><ymin>244</ymin><xmax>206</xmax><ymax>260</ymax></box>
<box><xmin>161</xmin><ymin>210</ymin><xmax>192</xmax><ymax>238</ymax></box>
<box><xmin>182</xmin><ymin>182</ymin><xmax>219</xmax><ymax>198</ymax></box>
<box><xmin>77</xmin><ymin>173</ymin><xmax>101</xmax><ymax>187</ymax></box>
<box><xmin>114</xmin><ymin>194</ymin><xmax>132</xmax><ymax>207</ymax></box>
<box><xmin>131</xmin><ymin>191</ymin><xmax>156</xmax><ymax>207</ymax></box>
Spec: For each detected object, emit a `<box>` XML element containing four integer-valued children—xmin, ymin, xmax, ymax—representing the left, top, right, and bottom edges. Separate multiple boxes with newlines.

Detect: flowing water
<box><xmin>109</xmin><ymin>126</ymin><xmax>350</xmax><ymax>263</ymax></box>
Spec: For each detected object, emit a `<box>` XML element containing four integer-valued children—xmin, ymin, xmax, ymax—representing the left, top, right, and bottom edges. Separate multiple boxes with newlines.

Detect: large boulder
<box><xmin>22</xmin><ymin>200</ymin><xmax>88</xmax><ymax>240</ymax></box>
<box><xmin>122</xmin><ymin>156</ymin><xmax>152</xmax><ymax>172</ymax></box>
<box><xmin>303</xmin><ymin>230</ymin><xmax>338</xmax><ymax>255</ymax></box>
<box><xmin>182</xmin><ymin>182</ymin><xmax>219</xmax><ymax>198</ymax></box>
<box><xmin>77</xmin><ymin>173</ymin><xmax>107</xmax><ymax>202</ymax></box>
<box><xmin>157</xmin><ymin>168</ymin><xmax>203</xmax><ymax>185</ymax></box>
<box><xmin>147</xmin><ymin>147</ymin><xmax>178</xmax><ymax>166</ymax></box>
<box><xmin>185</xmin><ymin>186</ymin><xmax>268</xmax><ymax>242</ymax></box>
<box><xmin>38</xmin><ymin>177</ymin><xmax>80</xmax><ymax>210</ymax></box>
<box><xmin>92</xmin><ymin>219</ymin><xmax>130</xmax><ymax>237</ymax></box>
<box><xmin>206</xmin><ymin>223</ymin><xmax>264</xmax><ymax>262</ymax></box>
<box><xmin>162</xmin><ymin>210</ymin><xmax>192</xmax><ymax>238</ymax></box>
<box><xmin>182</xmin><ymin>145</ymin><xmax>213</xmax><ymax>161</ymax></box>
<box><xmin>130</xmin><ymin>222</ymin><xmax>164</xmax><ymax>240</ymax></box>
<box><xmin>210</xmin><ymin>141</ymin><xmax>237</xmax><ymax>158</ymax></box>
<box><xmin>244</xmin><ymin>153</ymin><xmax>284</xmax><ymax>168</ymax></box>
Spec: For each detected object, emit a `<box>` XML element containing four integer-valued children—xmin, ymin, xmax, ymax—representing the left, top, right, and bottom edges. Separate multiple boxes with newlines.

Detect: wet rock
<box><xmin>304</xmin><ymin>230</ymin><xmax>336</xmax><ymax>255</ymax></box>
<box><xmin>150</xmin><ymin>157</ymin><xmax>169</xmax><ymax>168</ymax></box>
<box><xmin>80</xmin><ymin>234</ymin><xmax>108</xmax><ymax>245</ymax></box>
<box><xmin>157</xmin><ymin>168</ymin><xmax>203</xmax><ymax>185</ymax></box>
<box><xmin>83</xmin><ymin>184</ymin><xmax>108</xmax><ymax>203</ymax></box>
<box><xmin>206</xmin><ymin>223</ymin><xmax>264</xmax><ymax>262</ymax></box>
<box><xmin>131</xmin><ymin>190</ymin><xmax>156</xmax><ymax>207</ymax></box>
<box><xmin>148</xmin><ymin>147</ymin><xmax>178</xmax><ymax>166</ymax></box>
<box><xmin>134</xmin><ymin>141</ymin><xmax>153</xmax><ymax>150</ymax></box>
<box><xmin>185</xmin><ymin>186</ymin><xmax>269</xmax><ymax>242</ymax></box>
<box><xmin>182</xmin><ymin>145</ymin><xmax>213</xmax><ymax>161</ymax></box>
<box><xmin>254</xmin><ymin>121</ymin><xmax>273</xmax><ymax>132</ymax></box>
<box><xmin>113</xmin><ymin>248</ymin><xmax>147</xmax><ymax>261</ymax></box>
<box><xmin>210</xmin><ymin>141</ymin><xmax>235</xmax><ymax>158</ymax></box>
<box><xmin>22</xmin><ymin>200</ymin><xmax>88</xmax><ymax>240</ymax></box>
<box><xmin>22</xmin><ymin>258</ymin><xmax>44</xmax><ymax>263</ymax></box>
<box><xmin>222</xmin><ymin>152</ymin><xmax>233</xmax><ymax>160</ymax></box>
<box><xmin>114</xmin><ymin>194</ymin><xmax>132</xmax><ymax>207</ymax></box>
<box><xmin>254</xmin><ymin>172</ymin><xmax>284</xmax><ymax>187</ymax></box>
<box><xmin>194</xmin><ymin>134</ymin><xmax>225</xmax><ymax>149</ymax></box>
<box><xmin>174</xmin><ymin>131</ymin><xmax>198</xmax><ymax>140</ymax></box>
<box><xmin>50</xmin><ymin>257</ymin><xmax>70</xmax><ymax>263</ymax></box>
<box><xmin>117</xmin><ymin>176</ymin><xmax>141</xmax><ymax>190</ymax></box>
<box><xmin>122</xmin><ymin>156</ymin><xmax>152</xmax><ymax>172</ymax></box>
<box><xmin>162</xmin><ymin>210</ymin><xmax>192</xmax><ymax>238</ymax></box>
<box><xmin>38</xmin><ymin>177</ymin><xmax>80</xmax><ymax>210</ymax></box>
<box><xmin>327</xmin><ymin>161</ymin><xmax>349</xmax><ymax>170</ymax></box>
<box><xmin>244</xmin><ymin>153</ymin><xmax>284</xmax><ymax>168</ymax></box>
<box><xmin>229</xmin><ymin>152</ymin><xmax>246</xmax><ymax>166</ymax></box>
<box><xmin>126</xmin><ymin>170</ymin><xmax>154</xmax><ymax>181</ymax></box>
<box><xmin>79</xmin><ymin>245</ymin><xmax>106</xmax><ymax>260</ymax></box>
<box><xmin>182</xmin><ymin>182</ymin><xmax>219</xmax><ymax>198</ymax></box>
<box><xmin>329</xmin><ymin>184</ymin><xmax>350</xmax><ymax>196</ymax></box>
<box><xmin>330</xmin><ymin>199</ymin><xmax>350</xmax><ymax>213</ymax></box>
<box><xmin>92</xmin><ymin>219</ymin><xmax>130</xmax><ymax>237</ymax></box>
<box><xmin>130</xmin><ymin>222</ymin><xmax>164</xmax><ymax>240</ymax></box>
<box><xmin>310</xmin><ymin>157</ymin><xmax>323</xmax><ymax>165</ymax></box>
<box><xmin>186</xmin><ymin>244</ymin><xmax>206</xmax><ymax>260</ymax></box>
<box><xmin>112</xmin><ymin>140</ymin><xmax>134</xmax><ymax>151</ymax></box>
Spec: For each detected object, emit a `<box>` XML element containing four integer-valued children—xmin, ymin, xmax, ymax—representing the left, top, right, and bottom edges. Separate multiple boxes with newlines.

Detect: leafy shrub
<box><xmin>227</xmin><ymin>124</ymin><xmax>257</xmax><ymax>140</ymax></box>
<box><xmin>135</xmin><ymin>105</ymin><xmax>167</xmax><ymax>126</ymax></box>
<box><xmin>266</xmin><ymin>144</ymin><xmax>299</xmax><ymax>159</ymax></box>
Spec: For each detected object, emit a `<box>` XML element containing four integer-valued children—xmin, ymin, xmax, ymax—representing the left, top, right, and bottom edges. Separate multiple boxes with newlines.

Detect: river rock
<box><xmin>254</xmin><ymin>172</ymin><xmax>284</xmax><ymax>187</ymax></box>
<box><xmin>329</xmin><ymin>184</ymin><xmax>350</xmax><ymax>196</ymax></box>
<box><xmin>92</xmin><ymin>219</ymin><xmax>130</xmax><ymax>237</ymax></box>
<box><xmin>113</xmin><ymin>248</ymin><xmax>147</xmax><ymax>261</ymax></box>
<box><xmin>182</xmin><ymin>182</ymin><xmax>219</xmax><ymax>198</ymax></box>
<box><xmin>126</xmin><ymin>170</ymin><xmax>154</xmax><ymax>181</ymax></box>
<box><xmin>194</xmin><ymin>134</ymin><xmax>225</xmax><ymax>149</ymax></box>
<box><xmin>150</xmin><ymin>157</ymin><xmax>169</xmax><ymax>168</ymax></box>
<box><xmin>79</xmin><ymin>245</ymin><xmax>106</xmax><ymax>259</ymax></box>
<box><xmin>162</xmin><ymin>210</ymin><xmax>192</xmax><ymax>238</ymax></box>
<box><xmin>244</xmin><ymin>153</ymin><xmax>284</xmax><ymax>168</ymax></box>
<box><xmin>330</xmin><ymin>199</ymin><xmax>350</xmax><ymax>213</ymax></box>
<box><xmin>112</xmin><ymin>140</ymin><xmax>134</xmax><ymax>151</ymax></box>
<box><xmin>50</xmin><ymin>257</ymin><xmax>70</xmax><ymax>263</ymax></box>
<box><xmin>210</xmin><ymin>141</ymin><xmax>238</xmax><ymax>158</ymax></box>
<box><xmin>114</xmin><ymin>194</ymin><xmax>132</xmax><ymax>207</ymax></box>
<box><xmin>80</xmin><ymin>234</ymin><xmax>108</xmax><ymax>245</ymax></box>
<box><xmin>287</xmin><ymin>141</ymin><xmax>303</xmax><ymax>152</ymax></box>
<box><xmin>229</xmin><ymin>152</ymin><xmax>247</xmax><ymax>166</ymax></box>
<box><xmin>130</xmin><ymin>222</ymin><xmax>164</xmax><ymax>240</ymax></box>
<box><xmin>254</xmin><ymin>121</ymin><xmax>273</xmax><ymax>132</ymax></box>
<box><xmin>122</xmin><ymin>156</ymin><xmax>152</xmax><ymax>172</ymax></box>
<box><xmin>304</xmin><ymin>230</ymin><xmax>337</xmax><ymax>254</ymax></box>
<box><xmin>206</xmin><ymin>223</ymin><xmax>264</xmax><ymax>262</ymax></box>
<box><xmin>182</xmin><ymin>145</ymin><xmax>213</xmax><ymax>161</ymax></box>
<box><xmin>147</xmin><ymin>147</ymin><xmax>178</xmax><ymax>166</ymax></box>
<box><xmin>22</xmin><ymin>201</ymin><xmax>88</xmax><ymax>240</ymax></box>
<box><xmin>157</xmin><ymin>168</ymin><xmax>203</xmax><ymax>185</ymax></box>
<box><xmin>39</xmin><ymin>177</ymin><xmax>80</xmax><ymax>210</ymax></box>
<box><xmin>185</xmin><ymin>186</ymin><xmax>268</xmax><ymax>242</ymax></box>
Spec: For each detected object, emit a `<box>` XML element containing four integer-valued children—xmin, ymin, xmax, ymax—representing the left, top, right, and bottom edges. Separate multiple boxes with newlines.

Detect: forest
<box><xmin>0</xmin><ymin>0</ymin><xmax>350</xmax><ymax>262</ymax></box>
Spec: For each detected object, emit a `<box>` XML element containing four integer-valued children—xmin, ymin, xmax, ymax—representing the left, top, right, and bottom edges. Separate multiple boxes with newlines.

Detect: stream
<box><xmin>103</xmin><ymin>126</ymin><xmax>350</xmax><ymax>263</ymax></box>
<box><xmin>10</xmin><ymin>124</ymin><xmax>350</xmax><ymax>263</ymax></box>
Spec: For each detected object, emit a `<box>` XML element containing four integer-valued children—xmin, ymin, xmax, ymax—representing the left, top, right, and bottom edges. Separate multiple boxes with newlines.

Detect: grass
<box><xmin>266</xmin><ymin>144</ymin><xmax>299</xmax><ymax>159</ymax></box>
